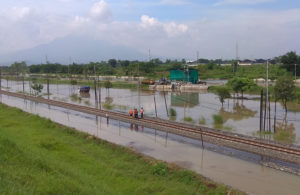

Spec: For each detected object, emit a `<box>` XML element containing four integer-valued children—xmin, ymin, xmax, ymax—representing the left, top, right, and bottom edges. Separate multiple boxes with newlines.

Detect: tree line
<box><xmin>1</xmin><ymin>51</ymin><xmax>299</xmax><ymax>78</ymax></box>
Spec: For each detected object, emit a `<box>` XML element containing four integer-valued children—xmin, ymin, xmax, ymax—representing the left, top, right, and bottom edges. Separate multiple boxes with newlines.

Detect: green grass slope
<box><xmin>0</xmin><ymin>103</ymin><xmax>240</xmax><ymax>195</ymax></box>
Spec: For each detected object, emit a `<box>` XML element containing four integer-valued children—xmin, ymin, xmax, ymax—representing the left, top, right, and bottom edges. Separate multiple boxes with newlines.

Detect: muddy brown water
<box><xmin>3</xmin><ymin>79</ymin><xmax>300</xmax><ymax>145</ymax></box>
<box><xmin>0</xmin><ymin>94</ymin><xmax>300</xmax><ymax>195</ymax></box>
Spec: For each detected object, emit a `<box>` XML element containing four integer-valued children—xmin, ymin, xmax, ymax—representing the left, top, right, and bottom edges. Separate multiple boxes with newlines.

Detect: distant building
<box><xmin>253</xmin><ymin>59</ymin><xmax>267</xmax><ymax>65</ymax></box>
<box><xmin>170</xmin><ymin>69</ymin><xmax>198</xmax><ymax>84</ymax></box>
<box><xmin>238</xmin><ymin>59</ymin><xmax>253</xmax><ymax>66</ymax></box>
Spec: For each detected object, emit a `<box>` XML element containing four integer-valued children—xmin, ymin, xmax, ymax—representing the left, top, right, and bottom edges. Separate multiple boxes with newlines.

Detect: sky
<box><xmin>0</xmin><ymin>0</ymin><xmax>300</xmax><ymax>62</ymax></box>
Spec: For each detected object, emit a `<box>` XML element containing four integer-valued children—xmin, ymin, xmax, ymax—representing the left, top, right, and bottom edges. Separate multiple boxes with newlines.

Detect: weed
<box><xmin>152</xmin><ymin>162</ymin><xmax>168</xmax><ymax>176</ymax></box>
<box><xmin>199</xmin><ymin>117</ymin><xmax>206</xmax><ymax>125</ymax></box>
<box><xmin>183</xmin><ymin>117</ymin><xmax>194</xmax><ymax>123</ymax></box>
<box><xmin>213</xmin><ymin>114</ymin><xmax>223</xmax><ymax>125</ymax></box>
<box><xmin>169</xmin><ymin>108</ymin><xmax>177</xmax><ymax>116</ymax></box>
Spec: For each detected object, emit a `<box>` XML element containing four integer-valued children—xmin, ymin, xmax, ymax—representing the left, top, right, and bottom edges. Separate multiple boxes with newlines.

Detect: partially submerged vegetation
<box><xmin>0</xmin><ymin>103</ymin><xmax>239</xmax><ymax>194</ymax></box>
<box><xmin>183</xmin><ymin>116</ymin><xmax>195</xmax><ymax>124</ymax></box>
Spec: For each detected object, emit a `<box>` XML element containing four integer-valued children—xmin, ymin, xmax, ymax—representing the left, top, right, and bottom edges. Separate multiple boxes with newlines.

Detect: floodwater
<box><xmin>3</xmin><ymin>79</ymin><xmax>300</xmax><ymax>144</ymax></box>
<box><xmin>0</xmin><ymin>94</ymin><xmax>300</xmax><ymax>195</ymax></box>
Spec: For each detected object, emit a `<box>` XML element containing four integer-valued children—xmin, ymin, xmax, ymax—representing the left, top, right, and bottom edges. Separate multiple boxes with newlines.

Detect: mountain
<box><xmin>0</xmin><ymin>35</ymin><xmax>148</xmax><ymax>65</ymax></box>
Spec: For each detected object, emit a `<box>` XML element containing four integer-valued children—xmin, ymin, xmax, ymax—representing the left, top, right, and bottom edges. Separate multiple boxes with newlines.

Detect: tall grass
<box><xmin>183</xmin><ymin>116</ymin><xmax>195</xmax><ymax>124</ymax></box>
<box><xmin>213</xmin><ymin>114</ymin><xmax>224</xmax><ymax>129</ymax></box>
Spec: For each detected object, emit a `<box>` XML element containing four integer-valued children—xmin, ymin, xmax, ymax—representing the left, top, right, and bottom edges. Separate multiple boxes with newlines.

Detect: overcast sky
<box><xmin>1</xmin><ymin>0</ymin><xmax>300</xmax><ymax>61</ymax></box>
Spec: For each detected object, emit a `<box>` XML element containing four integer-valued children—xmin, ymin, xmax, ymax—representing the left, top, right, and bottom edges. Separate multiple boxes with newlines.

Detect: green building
<box><xmin>170</xmin><ymin>69</ymin><xmax>198</xmax><ymax>84</ymax></box>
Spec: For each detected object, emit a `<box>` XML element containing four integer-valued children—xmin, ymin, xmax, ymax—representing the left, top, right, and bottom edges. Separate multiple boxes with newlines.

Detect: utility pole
<box><xmin>259</xmin><ymin>89</ymin><xmax>263</xmax><ymax>132</ymax></box>
<box><xmin>163</xmin><ymin>86</ymin><xmax>168</xmax><ymax>117</ymax></box>
<box><xmin>153</xmin><ymin>93</ymin><xmax>158</xmax><ymax>118</ymax></box>
<box><xmin>47</xmin><ymin>78</ymin><xmax>50</xmax><ymax>99</ymax></box>
<box><xmin>22</xmin><ymin>75</ymin><xmax>25</xmax><ymax>93</ymax></box>
<box><xmin>295</xmin><ymin>64</ymin><xmax>297</xmax><ymax>81</ymax></box>
<box><xmin>266</xmin><ymin>60</ymin><xmax>270</xmax><ymax>132</ymax></box>
<box><xmin>235</xmin><ymin>41</ymin><xmax>239</xmax><ymax>61</ymax></box>
<box><xmin>0</xmin><ymin>67</ymin><xmax>2</xmax><ymax>90</ymax></box>
<box><xmin>94</xmin><ymin>64</ymin><xmax>98</xmax><ymax>108</ymax></box>
<box><xmin>69</xmin><ymin>57</ymin><xmax>72</xmax><ymax>80</ymax></box>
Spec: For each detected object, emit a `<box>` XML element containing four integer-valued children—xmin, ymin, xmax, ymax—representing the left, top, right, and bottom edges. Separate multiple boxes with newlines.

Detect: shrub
<box><xmin>213</xmin><ymin>114</ymin><xmax>223</xmax><ymax>125</ymax></box>
<box><xmin>70</xmin><ymin>80</ymin><xmax>77</xmax><ymax>85</ymax></box>
<box><xmin>152</xmin><ymin>162</ymin><xmax>168</xmax><ymax>176</ymax></box>
<box><xmin>215</xmin><ymin>86</ymin><xmax>231</xmax><ymax>106</ymax></box>
<box><xmin>184</xmin><ymin>117</ymin><xmax>194</xmax><ymax>123</ymax></box>
<box><xmin>169</xmin><ymin>108</ymin><xmax>177</xmax><ymax>116</ymax></box>
<box><xmin>199</xmin><ymin>117</ymin><xmax>206</xmax><ymax>125</ymax></box>
<box><xmin>104</xmin><ymin>80</ymin><xmax>112</xmax><ymax>89</ymax></box>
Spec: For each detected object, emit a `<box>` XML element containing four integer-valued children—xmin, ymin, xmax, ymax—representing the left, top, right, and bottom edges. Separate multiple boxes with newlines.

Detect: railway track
<box><xmin>1</xmin><ymin>90</ymin><xmax>300</xmax><ymax>160</ymax></box>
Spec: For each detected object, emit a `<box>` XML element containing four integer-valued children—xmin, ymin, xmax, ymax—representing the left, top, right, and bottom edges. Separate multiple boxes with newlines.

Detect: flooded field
<box><xmin>2</xmin><ymin>79</ymin><xmax>300</xmax><ymax>145</ymax></box>
<box><xmin>0</xmin><ymin>94</ymin><xmax>300</xmax><ymax>195</ymax></box>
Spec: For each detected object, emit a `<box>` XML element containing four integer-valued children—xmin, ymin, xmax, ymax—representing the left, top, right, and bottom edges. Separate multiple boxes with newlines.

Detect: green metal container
<box><xmin>170</xmin><ymin>69</ymin><xmax>198</xmax><ymax>84</ymax></box>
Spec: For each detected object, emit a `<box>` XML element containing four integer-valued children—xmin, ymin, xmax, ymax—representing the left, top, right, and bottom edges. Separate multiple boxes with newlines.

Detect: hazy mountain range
<box><xmin>0</xmin><ymin>36</ymin><xmax>148</xmax><ymax>65</ymax></box>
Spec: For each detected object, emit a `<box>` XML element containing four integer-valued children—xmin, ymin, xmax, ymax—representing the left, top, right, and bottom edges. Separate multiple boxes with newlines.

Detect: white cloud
<box><xmin>214</xmin><ymin>0</ymin><xmax>275</xmax><ymax>6</ymax></box>
<box><xmin>0</xmin><ymin>6</ymin><xmax>71</xmax><ymax>53</ymax></box>
<box><xmin>0</xmin><ymin>0</ymin><xmax>299</xmax><ymax>61</ymax></box>
<box><xmin>89</xmin><ymin>0</ymin><xmax>112</xmax><ymax>23</ymax></box>
<box><xmin>140</xmin><ymin>15</ymin><xmax>188</xmax><ymax>37</ymax></box>
<box><xmin>140</xmin><ymin>15</ymin><xmax>159</xmax><ymax>27</ymax></box>
<box><xmin>160</xmin><ymin>0</ymin><xmax>189</xmax><ymax>5</ymax></box>
<box><xmin>10</xmin><ymin>7</ymin><xmax>32</xmax><ymax>21</ymax></box>
<box><xmin>57</xmin><ymin>0</ymin><xmax>73</xmax><ymax>2</ymax></box>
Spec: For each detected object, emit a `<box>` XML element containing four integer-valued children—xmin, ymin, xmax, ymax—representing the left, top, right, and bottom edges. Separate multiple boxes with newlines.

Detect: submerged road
<box><xmin>1</xmin><ymin>89</ymin><xmax>300</xmax><ymax>165</ymax></box>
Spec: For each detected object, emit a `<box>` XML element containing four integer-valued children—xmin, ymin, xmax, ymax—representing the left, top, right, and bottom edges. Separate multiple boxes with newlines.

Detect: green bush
<box><xmin>104</xmin><ymin>80</ymin><xmax>112</xmax><ymax>89</ymax></box>
<box><xmin>103</xmin><ymin>102</ymin><xmax>114</xmax><ymax>110</ymax></box>
<box><xmin>152</xmin><ymin>162</ymin><xmax>168</xmax><ymax>176</ymax></box>
<box><xmin>184</xmin><ymin>117</ymin><xmax>194</xmax><ymax>123</ymax></box>
<box><xmin>70</xmin><ymin>80</ymin><xmax>77</xmax><ymax>85</ymax></box>
<box><xmin>199</xmin><ymin>117</ymin><xmax>206</xmax><ymax>125</ymax></box>
<box><xmin>213</xmin><ymin>114</ymin><xmax>223</xmax><ymax>125</ymax></box>
<box><xmin>169</xmin><ymin>108</ymin><xmax>177</xmax><ymax>116</ymax></box>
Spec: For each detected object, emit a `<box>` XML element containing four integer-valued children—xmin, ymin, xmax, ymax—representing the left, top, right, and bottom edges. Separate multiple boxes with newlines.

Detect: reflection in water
<box><xmin>129</xmin><ymin>123</ymin><xmax>144</xmax><ymax>132</ymax></box>
<box><xmin>171</xmin><ymin>93</ymin><xmax>199</xmax><ymax>108</ymax></box>
<box><xmin>79</xmin><ymin>92</ymin><xmax>90</xmax><ymax>98</ymax></box>
<box><xmin>219</xmin><ymin>102</ymin><xmax>257</xmax><ymax>123</ymax></box>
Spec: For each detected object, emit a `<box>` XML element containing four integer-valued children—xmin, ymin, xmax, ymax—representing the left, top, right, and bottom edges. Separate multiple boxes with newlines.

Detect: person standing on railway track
<box><xmin>129</xmin><ymin>108</ymin><xmax>133</xmax><ymax>117</ymax></box>
<box><xmin>134</xmin><ymin>108</ymin><xmax>138</xmax><ymax>119</ymax></box>
<box><xmin>140</xmin><ymin>107</ymin><xmax>144</xmax><ymax>118</ymax></box>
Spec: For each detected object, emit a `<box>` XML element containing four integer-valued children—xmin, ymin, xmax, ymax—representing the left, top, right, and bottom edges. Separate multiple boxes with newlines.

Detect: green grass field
<box><xmin>0</xmin><ymin>103</ymin><xmax>240</xmax><ymax>194</ymax></box>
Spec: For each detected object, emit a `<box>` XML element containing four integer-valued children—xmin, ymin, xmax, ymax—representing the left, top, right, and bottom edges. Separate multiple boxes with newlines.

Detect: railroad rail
<box><xmin>1</xmin><ymin>90</ymin><xmax>300</xmax><ymax>164</ymax></box>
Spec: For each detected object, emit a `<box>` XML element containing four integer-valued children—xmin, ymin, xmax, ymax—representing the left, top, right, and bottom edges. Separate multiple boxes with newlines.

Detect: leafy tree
<box><xmin>280</xmin><ymin>51</ymin><xmax>299</xmax><ymax>72</ymax></box>
<box><xmin>104</xmin><ymin>80</ymin><xmax>112</xmax><ymax>89</ymax></box>
<box><xmin>216</xmin><ymin>86</ymin><xmax>231</xmax><ymax>106</ymax></box>
<box><xmin>108</xmin><ymin>59</ymin><xmax>117</xmax><ymax>68</ymax></box>
<box><xmin>227</xmin><ymin>77</ymin><xmax>256</xmax><ymax>98</ymax></box>
<box><xmin>206</xmin><ymin>62</ymin><xmax>216</xmax><ymax>70</ymax></box>
<box><xmin>11</xmin><ymin>61</ymin><xmax>27</xmax><ymax>75</ymax></box>
<box><xmin>151</xmin><ymin>58</ymin><xmax>163</xmax><ymax>64</ymax></box>
<box><xmin>274</xmin><ymin>76</ymin><xmax>295</xmax><ymax>112</ymax></box>
<box><xmin>120</xmin><ymin>60</ymin><xmax>130</xmax><ymax>67</ymax></box>
<box><xmin>31</xmin><ymin>82</ymin><xmax>43</xmax><ymax>96</ymax></box>
<box><xmin>181</xmin><ymin>58</ymin><xmax>186</xmax><ymax>64</ymax></box>
<box><xmin>169</xmin><ymin>62</ymin><xmax>183</xmax><ymax>69</ymax></box>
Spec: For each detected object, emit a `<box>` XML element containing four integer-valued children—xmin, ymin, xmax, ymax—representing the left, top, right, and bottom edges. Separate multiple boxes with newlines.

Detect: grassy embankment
<box><xmin>0</xmin><ymin>103</ymin><xmax>240</xmax><ymax>194</ymax></box>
